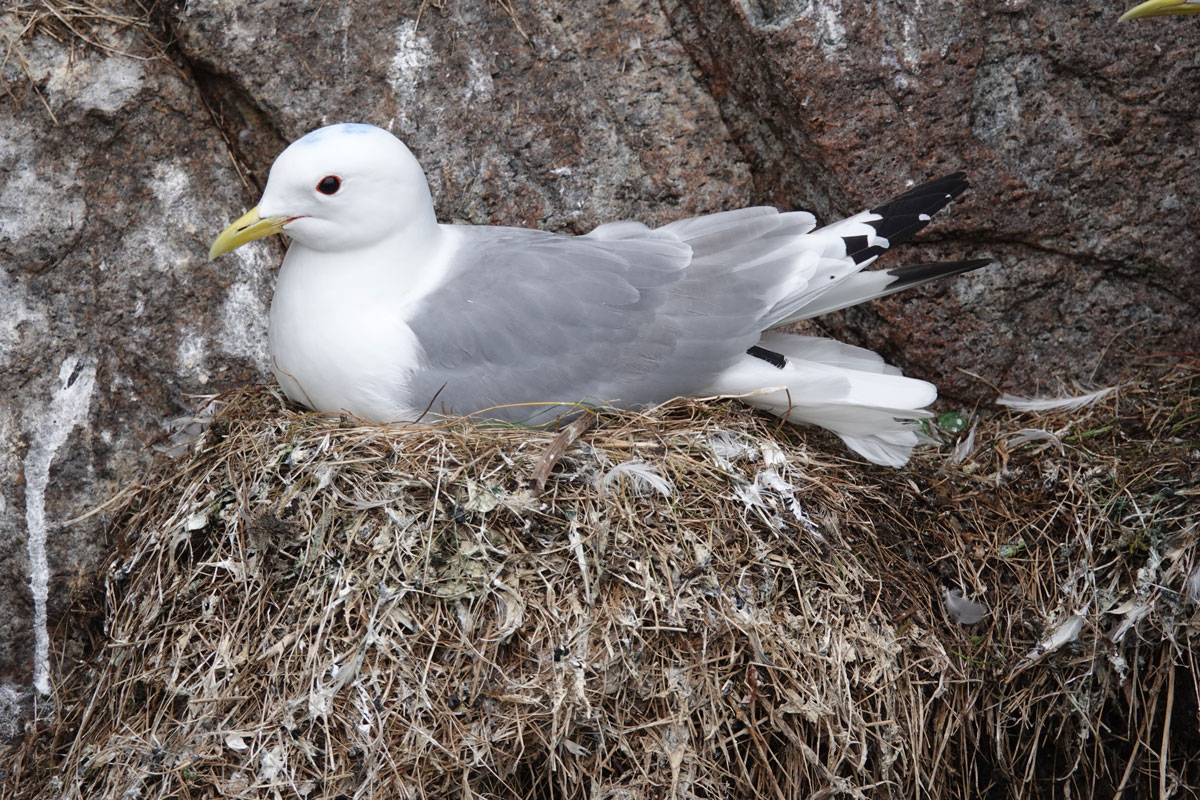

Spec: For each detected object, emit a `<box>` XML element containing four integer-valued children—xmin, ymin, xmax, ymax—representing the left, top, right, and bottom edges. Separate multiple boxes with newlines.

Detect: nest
<box><xmin>4</xmin><ymin>363</ymin><xmax>1198</xmax><ymax>799</ymax></box>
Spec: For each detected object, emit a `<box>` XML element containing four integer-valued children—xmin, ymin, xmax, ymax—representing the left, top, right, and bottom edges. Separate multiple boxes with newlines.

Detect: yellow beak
<box><xmin>1120</xmin><ymin>0</ymin><xmax>1200</xmax><ymax>20</ymax></box>
<box><xmin>208</xmin><ymin>206</ymin><xmax>289</xmax><ymax>261</ymax></box>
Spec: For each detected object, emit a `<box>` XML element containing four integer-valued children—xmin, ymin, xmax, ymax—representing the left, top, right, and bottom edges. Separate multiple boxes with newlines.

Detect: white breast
<box><xmin>267</xmin><ymin>229</ymin><xmax>457</xmax><ymax>422</ymax></box>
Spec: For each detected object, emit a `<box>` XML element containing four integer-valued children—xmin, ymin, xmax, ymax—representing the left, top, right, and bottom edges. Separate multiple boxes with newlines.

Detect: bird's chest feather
<box><xmin>267</xmin><ymin>257</ymin><xmax>421</xmax><ymax>421</ymax></box>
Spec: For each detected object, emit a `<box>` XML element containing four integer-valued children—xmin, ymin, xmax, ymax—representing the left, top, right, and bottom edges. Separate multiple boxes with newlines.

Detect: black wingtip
<box><xmin>871</xmin><ymin>172</ymin><xmax>970</xmax><ymax>215</ymax></box>
<box><xmin>884</xmin><ymin>258</ymin><xmax>992</xmax><ymax>290</ymax></box>
<box><xmin>844</xmin><ymin>173</ymin><xmax>973</xmax><ymax>264</ymax></box>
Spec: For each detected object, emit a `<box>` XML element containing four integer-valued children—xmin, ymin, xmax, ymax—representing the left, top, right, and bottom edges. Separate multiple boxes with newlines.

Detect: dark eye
<box><xmin>316</xmin><ymin>175</ymin><xmax>341</xmax><ymax>195</ymax></box>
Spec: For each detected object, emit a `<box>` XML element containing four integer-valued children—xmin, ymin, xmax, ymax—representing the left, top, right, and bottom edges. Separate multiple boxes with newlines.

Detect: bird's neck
<box><xmin>279</xmin><ymin>221</ymin><xmax>455</xmax><ymax>311</ymax></box>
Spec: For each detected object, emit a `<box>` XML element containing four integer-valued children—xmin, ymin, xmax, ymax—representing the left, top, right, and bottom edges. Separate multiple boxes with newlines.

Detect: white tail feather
<box><xmin>777</xmin><ymin>270</ymin><xmax>896</xmax><ymax>323</ymax></box>
<box><xmin>757</xmin><ymin>332</ymin><xmax>903</xmax><ymax>375</ymax></box>
<box><xmin>706</xmin><ymin>333</ymin><xmax>936</xmax><ymax>467</ymax></box>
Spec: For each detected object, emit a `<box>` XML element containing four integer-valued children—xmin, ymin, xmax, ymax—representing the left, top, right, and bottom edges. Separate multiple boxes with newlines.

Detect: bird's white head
<box><xmin>209</xmin><ymin>123</ymin><xmax>436</xmax><ymax>259</ymax></box>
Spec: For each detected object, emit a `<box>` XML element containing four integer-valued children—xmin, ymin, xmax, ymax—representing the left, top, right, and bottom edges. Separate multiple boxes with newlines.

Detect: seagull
<box><xmin>1120</xmin><ymin>0</ymin><xmax>1200</xmax><ymax>19</ymax></box>
<box><xmin>210</xmin><ymin>123</ymin><xmax>988</xmax><ymax>467</ymax></box>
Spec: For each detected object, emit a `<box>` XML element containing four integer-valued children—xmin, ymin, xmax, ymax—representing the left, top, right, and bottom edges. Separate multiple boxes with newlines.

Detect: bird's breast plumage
<box><xmin>268</xmin><ymin>244</ymin><xmax>425</xmax><ymax>422</ymax></box>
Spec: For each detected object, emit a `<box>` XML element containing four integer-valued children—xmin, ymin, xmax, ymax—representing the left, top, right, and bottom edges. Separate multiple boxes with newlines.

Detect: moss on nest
<box><xmin>3</xmin><ymin>363</ymin><xmax>1197</xmax><ymax>799</ymax></box>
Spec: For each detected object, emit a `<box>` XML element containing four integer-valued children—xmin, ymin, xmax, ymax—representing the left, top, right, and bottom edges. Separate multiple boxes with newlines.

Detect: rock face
<box><xmin>0</xmin><ymin>7</ymin><xmax>276</xmax><ymax>719</ymax></box>
<box><xmin>1</xmin><ymin>0</ymin><xmax>1196</xmax><ymax>733</ymax></box>
<box><xmin>666</xmin><ymin>0</ymin><xmax>1199</xmax><ymax>398</ymax></box>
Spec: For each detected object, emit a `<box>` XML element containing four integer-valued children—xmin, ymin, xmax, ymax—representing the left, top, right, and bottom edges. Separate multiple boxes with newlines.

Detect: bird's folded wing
<box><xmin>402</xmin><ymin>217</ymin><xmax>807</xmax><ymax>423</ymax></box>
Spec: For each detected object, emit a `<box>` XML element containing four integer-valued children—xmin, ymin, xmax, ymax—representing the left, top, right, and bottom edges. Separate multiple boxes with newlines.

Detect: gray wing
<box><xmin>404</xmin><ymin>211</ymin><xmax>808</xmax><ymax>425</ymax></box>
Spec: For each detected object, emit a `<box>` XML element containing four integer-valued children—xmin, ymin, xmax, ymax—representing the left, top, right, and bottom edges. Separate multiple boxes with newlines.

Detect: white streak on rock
<box><xmin>0</xmin><ymin>682</ymin><xmax>25</xmax><ymax>739</ymax></box>
<box><xmin>45</xmin><ymin>50</ymin><xmax>146</xmax><ymax>113</ymax></box>
<box><xmin>151</xmin><ymin>162</ymin><xmax>190</xmax><ymax>208</ymax></box>
<box><xmin>466</xmin><ymin>52</ymin><xmax>494</xmax><ymax>101</ymax></box>
<box><xmin>0</xmin><ymin>133</ymin><xmax>86</xmax><ymax>250</ymax></box>
<box><xmin>386</xmin><ymin>21</ymin><xmax>433</xmax><ymax>132</ymax></box>
<box><xmin>220</xmin><ymin>280</ymin><xmax>270</xmax><ymax>372</ymax></box>
<box><xmin>154</xmin><ymin>160</ymin><xmax>271</xmax><ymax>374</ymax></box>
<box><xmin>807</xmin><ymin>0</ymin><xmax>847</xmax><ymax>54</ymax></box>
<box><xmin>177</xmin><ymin>330</ymin><xmax>209</xmax><ymax>383</ymax></box>
<box><xmin>0</xmin><ymin>269</ymin><xmax>44</xmax><ymax>364</ymax></box>
<box><xmin>23</xmin><ymin>356</ymin><xmax>96</xmax><ymax>695</ymax></box>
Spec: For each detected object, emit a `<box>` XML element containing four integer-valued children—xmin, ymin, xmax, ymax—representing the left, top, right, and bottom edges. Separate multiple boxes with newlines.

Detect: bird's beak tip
<box><xmin>209</xmin><ymin>205</ymin><xmax>286</xmax><ymax>261</ymax></box>
<box><xmin>1118</xmin><ymin>0</ymin><xmax>1200</xmax><ymax>19</ymax></box>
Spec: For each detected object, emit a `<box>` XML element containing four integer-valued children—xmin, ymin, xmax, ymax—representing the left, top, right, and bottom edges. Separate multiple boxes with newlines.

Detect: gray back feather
<box><xmin>404</xmin><ymin>210</ymin><xmax>807</xmax><ymax>425</ymax></box>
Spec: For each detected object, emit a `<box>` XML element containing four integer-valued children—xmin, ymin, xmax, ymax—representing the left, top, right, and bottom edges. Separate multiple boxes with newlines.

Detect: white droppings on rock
<box><xmin>465</xmin><ymin>52</ymin><xmax>494</xmax><ymax>101</ymax></box>
<box><xmin>220</xmin><ymin>280</ymin><xmax>271</xmax><ymax>372</ymax></box>
<box><xmin>177</xmin><ymin>330</ymin><xmax>210</xmax><ymax>384</ymax></box>
<box><xmin>124</xmin><ymin>223</ymin><xmax>189</xmax><ymax>273</ymax></box>
<box><xmin>807</xmin><ymin>0</ymin><xmax>847</xmax><ymax>55</ymax></box>
<box><xmin>387</xmin><ymin>20</ymin><xmax>434</xmax><ymax>132</ymax></box>
<box><xmin>0</xmin><ymin>132</ymin><xmax>87</xmax><ymax>254</ymax></box>
<box><xmin>739</xmin><ymin>0</ymin><xmax>848</xmax><ymax>55</ymax></box>
<box><xmin>23</xmin><ymin>355</ymin><xmax>96</xmax><ymax>696</ymax></box>
<box><xmin>44</xmin><ymin>50</ymin><xmax>147</xmax><ymax>114</ymax></box>
<box><xmin>899</xmin><ymin>10</ymin><xmax>924</xmax><ymax>68</ymax></box>
<box><xmin>0</xmin><ymin>269</ymin><xmax>45</xmax><ymax>365</ymax></box>
<box><xmin>0</xmin><ymin>682</ymin><xmax>25</xmax><ymax>739</ymax></box>
<box><xmin>151</xmin><ymin>162</ymin><xmax>191</xmax><ymax>208</ymax></box>
<box><xmin>1158</xmin><ymin>193</ymin><xmax>1182</xmax><ymax>213</ymax></box>
<box><xmin>880</xmin><ymin>54</ymin><xmax>911</xmax><ymax>90</ymax></box>
<box><xmin>168</xmin><ymin>217</ymin><xmax>271</xmax><ymax>383</ymax></box>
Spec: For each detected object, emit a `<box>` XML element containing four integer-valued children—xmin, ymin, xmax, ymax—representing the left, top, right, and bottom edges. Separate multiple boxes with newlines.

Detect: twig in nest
<box><xmin>531</xmin><ymin>414</ymin><xmax>595</xmax><ymax>493</ymax></box>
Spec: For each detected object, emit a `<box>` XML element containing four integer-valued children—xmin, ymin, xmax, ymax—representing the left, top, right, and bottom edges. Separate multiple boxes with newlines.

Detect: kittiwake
<box><xmin>210</xmin><ymin>122</ymin><xmax>989</xmax><ymax>467</ymax></box>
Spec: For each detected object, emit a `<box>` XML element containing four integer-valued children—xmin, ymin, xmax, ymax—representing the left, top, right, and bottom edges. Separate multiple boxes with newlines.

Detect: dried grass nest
<box><xmin>5</xmin><ymin>362</ymin><xmax>1198</xmax><ymax>800</ymax></box>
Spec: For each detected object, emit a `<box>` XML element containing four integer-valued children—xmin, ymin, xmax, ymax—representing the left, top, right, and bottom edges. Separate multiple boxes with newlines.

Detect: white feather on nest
<box><xmin>996</xmin><ymin>386</ymin><xmax>1116</xmax><ymax>412</ymax></box>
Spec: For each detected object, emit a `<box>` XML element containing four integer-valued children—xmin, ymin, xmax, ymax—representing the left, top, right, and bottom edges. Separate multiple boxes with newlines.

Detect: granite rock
<box><xmin>2</xmin><ymin>0</ymin><xmax>1196</xmax><ymax>735</ymax></box>
<box><xmin>667</xmin><ymin>0</ymin><xmax>1199</xmax><ymax>397</ymax></box>
<box><xmin>0</xmin><ymin>8</ymin><xmax>273</xmax><ymax>722</ymax></box>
